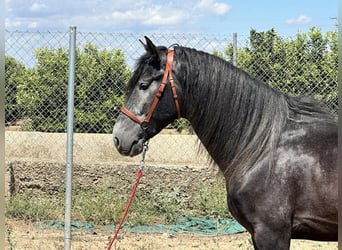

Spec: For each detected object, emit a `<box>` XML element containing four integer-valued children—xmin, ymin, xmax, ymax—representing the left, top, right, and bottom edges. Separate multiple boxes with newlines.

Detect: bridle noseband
<box><xmin>121</xmin><ymin>50</ymin><xmax>181</xmax><ymax>129</ymax></box>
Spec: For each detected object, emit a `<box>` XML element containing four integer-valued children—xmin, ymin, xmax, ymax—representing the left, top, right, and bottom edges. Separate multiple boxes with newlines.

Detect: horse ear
<box><xmin>144</xmin><ymin>36</ymin><xmax>159</xmax><ymax>58</ymax></box>
<box><xmin>139</xmin><ymin>39</ymin><xmax>148</xmax><ymax>51</ymax></box>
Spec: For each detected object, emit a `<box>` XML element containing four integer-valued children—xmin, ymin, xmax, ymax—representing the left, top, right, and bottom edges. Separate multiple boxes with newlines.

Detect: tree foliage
<box><xmin>13</xmin><ymin>43</ymin><xmax>131</xmax><ymax>133</ymax></box>
<box><xmin>5</xmin><ymin>56</ymin><xmax>26</xmax><ymax>124</ymax></box>
<box><xmin>219</xmin><ymin>28</ymin><xmax>337</xmax><ymax>112</ymax></box>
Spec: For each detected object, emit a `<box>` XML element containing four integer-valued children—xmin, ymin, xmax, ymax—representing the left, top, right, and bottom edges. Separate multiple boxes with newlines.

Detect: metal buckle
<box><xmin>140</xmin><ymin>121</ymin><xmax>149</xmax><ymax>131</ymax></box>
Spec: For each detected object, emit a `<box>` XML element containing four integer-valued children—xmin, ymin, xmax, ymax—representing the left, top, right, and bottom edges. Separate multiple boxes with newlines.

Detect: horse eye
<box><xmin>139</xmin><ymin>80</ymin><xmax>150</xmax><ymax>90</ymax></box>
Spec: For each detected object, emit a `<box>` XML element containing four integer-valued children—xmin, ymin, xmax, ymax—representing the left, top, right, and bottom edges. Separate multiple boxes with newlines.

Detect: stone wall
<box><xmin>5</xmin><ymin>131</ymin><xmax>213</xmax><ymax>198</ymax></box>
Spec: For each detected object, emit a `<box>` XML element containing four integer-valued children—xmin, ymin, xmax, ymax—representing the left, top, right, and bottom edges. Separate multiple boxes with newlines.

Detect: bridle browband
<box><xmin>121</xmin><ymin>50</ymin><xmax>181</xmax><ymax>129</ymax></box>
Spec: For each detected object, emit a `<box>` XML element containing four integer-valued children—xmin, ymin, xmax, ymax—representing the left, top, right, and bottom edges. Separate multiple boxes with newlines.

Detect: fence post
<box><xmin>64</xmin><ymin>26</ymin><xmax>76</xmax><ymax>250</ymax></box>
<box><xmin>232</xmin><ymin>32</ymin><xmax>237</xmax><ymax>66</ymax></box>
<box><xmin>0</xmin><ymin>7</ymin><xmax>5</xmax><ymax>249</ymax></box>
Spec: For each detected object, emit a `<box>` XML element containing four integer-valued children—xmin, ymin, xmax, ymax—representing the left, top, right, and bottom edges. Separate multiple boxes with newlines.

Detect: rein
<box><xmin>121</xmin><ymin>50</ymin><xmax>181</xmax><ymax>128</ymax></box>
<box><xmin>106</xmin><ymin>141</ymin><xmax>149</xmax><ymax>250</ymax></box>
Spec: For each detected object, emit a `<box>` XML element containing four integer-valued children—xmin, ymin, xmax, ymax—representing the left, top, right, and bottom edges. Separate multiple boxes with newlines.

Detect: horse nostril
<box><xmin>114</xmin><ymin>137</ymin><xmax>120</xmax><ymax>148</ymax></box>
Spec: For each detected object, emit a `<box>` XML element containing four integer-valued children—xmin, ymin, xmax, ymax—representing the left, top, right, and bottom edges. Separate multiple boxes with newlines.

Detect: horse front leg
<box><xmin>227</xmin><ymin>180</ymin><xmax>292</xmax><ymax>250</ymax></box>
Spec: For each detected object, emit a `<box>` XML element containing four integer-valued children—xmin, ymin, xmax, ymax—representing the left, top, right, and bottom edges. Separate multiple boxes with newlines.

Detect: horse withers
<box><xmin>112</xmin><ymin>37</ymin><xmax>337</xmax><ymax>249</ymax></box>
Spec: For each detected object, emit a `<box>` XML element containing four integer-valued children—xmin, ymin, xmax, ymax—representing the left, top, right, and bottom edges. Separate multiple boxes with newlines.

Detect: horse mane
<box><xmin>286</xmin><ymin>95</ymin><xmax>336</xmax><ymax>120</ymax></box>
<box><xmin>173</xmin><ymin>46</ymin><xmax>336</xmax><ymax>178</ymax></box>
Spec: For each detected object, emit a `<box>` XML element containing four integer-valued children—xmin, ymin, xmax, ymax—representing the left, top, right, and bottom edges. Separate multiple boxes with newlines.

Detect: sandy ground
<box><xmin>6</xmin><ymin>220</ymin><xmax>338</xmax><ymax>250</ymax></box>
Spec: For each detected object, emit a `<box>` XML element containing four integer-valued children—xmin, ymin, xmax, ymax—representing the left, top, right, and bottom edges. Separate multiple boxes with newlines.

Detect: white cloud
<box><xmin>72</xmin><ymin>2</ymin><xmax>192</xmax><ymax>30</ymax></box>
<box><xmin>106</xmin><ymin>0</ymin><xmax>232</xmax><ymax>28</ymax></box>
<box><xmin>30</xmin><ymin>2</ymin><xmax>47</xmax><ymax>12</ymax></box>
<box><xmin>5</xmin><ymin>0</ymin><xmax>231</xmax><ymax>32</ymax></box>
<box><xmin>5</xmin><ymin>18</ymin><xmax>22</xmax><ymax>27</ymax></box>
<box><xmin>195</xmin><ymin>0</ymin><xmax>231</xmax><ymax>15</ymax></box>
<box><xmin>5</xmin><ymin>0</ymin><xmax>13</xmax><ymax>12</ymax></box>
<box><xmin>286</xmin><ymin>15</ymin><xmax>312</xmax><ymax>25</ymax></box>
<box><xmin>28</xmin><ymin>21</ymin><xmax>39</xmax><ymax>28</ymax></box>
<box><xmin>5</xmin><ymin>17</ymin><xmax>44</xmax><ymax>30</ymax></box>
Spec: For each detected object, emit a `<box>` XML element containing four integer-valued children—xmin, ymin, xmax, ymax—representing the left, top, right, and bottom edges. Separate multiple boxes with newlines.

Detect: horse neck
<box><xmin>178</xmin><ymin>49</ymin><xmax>287</xmax><ymax>177</ymax></box>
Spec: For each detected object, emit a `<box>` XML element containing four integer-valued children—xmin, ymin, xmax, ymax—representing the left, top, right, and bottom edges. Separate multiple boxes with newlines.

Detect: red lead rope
<box><xmin>106</xmin><ymin>169</ymin><xmax>143</xmax><ymax>250</ymax></box>
<box><xmin>106</xmin><ymin>141</ymin><xmax>149</xmax><ymax>250</ymax></box>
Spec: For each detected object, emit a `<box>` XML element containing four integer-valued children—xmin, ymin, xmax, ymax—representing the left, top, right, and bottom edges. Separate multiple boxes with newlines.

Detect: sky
<box><xmin>5</xmin><ymin>0</ymin><xmax>338</xmax><ymax>37</ymax></box>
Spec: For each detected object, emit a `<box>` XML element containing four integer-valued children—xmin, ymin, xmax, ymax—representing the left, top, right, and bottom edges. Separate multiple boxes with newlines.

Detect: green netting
<box><xmin>37</xmin><ymin>217</ymin><xmax>246</xmax><ymax>236</ymax></box>
<box><xmin>126</xmin><ymin>217</ymin><xmax>246</xmax><ymax>236</ymax></box>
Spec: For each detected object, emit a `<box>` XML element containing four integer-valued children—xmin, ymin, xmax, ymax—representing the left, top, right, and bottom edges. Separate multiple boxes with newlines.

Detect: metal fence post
<box><xmin>64</xmin><ymin>26</ymin><xmax>76</xmax><ymax>250</ymax></box>
<box><xmin>0</xmin><ymin>4</ymin><xmax>5</xmax><ymax>249</ymax></box>
<box><xmin>232</xmin><ymin>32</ymin><xmax>237</xmax><ymax>66</ymax></box>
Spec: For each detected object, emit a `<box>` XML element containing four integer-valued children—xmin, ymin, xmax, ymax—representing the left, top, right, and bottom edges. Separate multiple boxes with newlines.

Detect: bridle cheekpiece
<box><xmin>121</xmin><ymin>50</ymin><xmax>181</xmax><ymax>129</ymax></box>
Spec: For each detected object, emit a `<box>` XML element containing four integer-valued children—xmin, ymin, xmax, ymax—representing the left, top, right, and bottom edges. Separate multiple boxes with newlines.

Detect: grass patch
<box><xmin>192</xmin><ymin>181</ymin><xmax>230</xmax><ymax>218</ymax></box>
<box><xmin>6</xmin><ymin>179</ymin><xmax>230</xmax><ymax>226</ymax></box>
<box><xmin>6</xmin><ymin>191</ymin><xmax>64</xmax><ymax>221</ymax></box>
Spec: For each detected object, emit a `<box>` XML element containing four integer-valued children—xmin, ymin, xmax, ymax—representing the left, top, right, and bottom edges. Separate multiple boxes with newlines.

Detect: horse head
<box><xmin>113</xmin><ymin>37</ymin><xmax>183</xmax><ymax>156</ymax></box>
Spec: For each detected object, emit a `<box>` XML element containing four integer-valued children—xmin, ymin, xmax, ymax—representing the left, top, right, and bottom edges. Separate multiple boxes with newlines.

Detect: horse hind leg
<box><xmin>251</xmin><ymin>224</ymin><xmax>291</xmax><ymax>250</ymax></box>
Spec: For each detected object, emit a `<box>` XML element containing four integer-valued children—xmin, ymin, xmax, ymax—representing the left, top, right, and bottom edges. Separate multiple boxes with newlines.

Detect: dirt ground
<box><xmin>5</xmin><ymin>160</ymin><xmax>338</xmax><ymax>250</ymax></box>
<box><xmin>6</xmin><ymin>220</ymin><xmax>338</xmax><ymax>250</ymax></box>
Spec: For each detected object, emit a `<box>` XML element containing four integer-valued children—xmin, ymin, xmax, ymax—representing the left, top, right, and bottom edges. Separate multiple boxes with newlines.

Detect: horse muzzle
<box><xmin>113</xmin><ymin>135</ymin><xmax>144</xmax><ymax>156</ymax></box>
<box><xmin>112</xmin><ymin>115</ymin><xmax>146</xmax><ymax>157</ymax></box>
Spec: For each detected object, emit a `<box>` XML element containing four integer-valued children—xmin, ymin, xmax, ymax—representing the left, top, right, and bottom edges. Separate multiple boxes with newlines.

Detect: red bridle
<box><xmin>121</xmin><ymin>50</ymin><xmax>181</xmax><ymax>128</ymax></box>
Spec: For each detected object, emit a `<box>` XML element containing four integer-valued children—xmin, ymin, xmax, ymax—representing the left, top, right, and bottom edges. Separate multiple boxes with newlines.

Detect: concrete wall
<box><xmin>5</xmin><ymin>131</ymin><xmax>209</xmax><ymax>167</ymax></box>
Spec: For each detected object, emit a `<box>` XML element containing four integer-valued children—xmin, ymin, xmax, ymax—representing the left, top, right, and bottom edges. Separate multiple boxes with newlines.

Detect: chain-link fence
<box><xmin>5</xmin><ymin>29</ymin><xmax>338</xmax><ymax>247</ymax></box>
<box><xmin>5</xmin><ymin>29</ymin><xmax>338</xmax><ymax>165</ymax></box>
